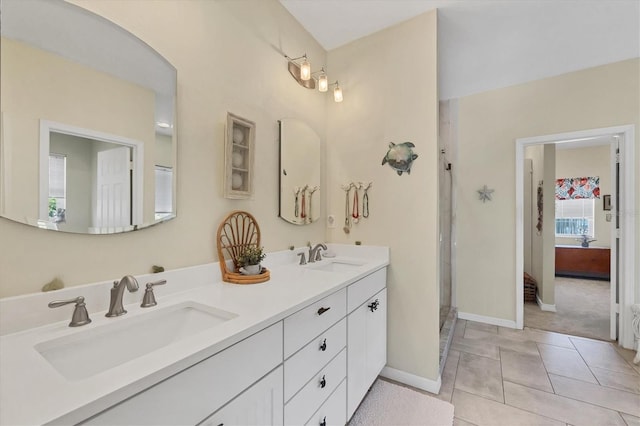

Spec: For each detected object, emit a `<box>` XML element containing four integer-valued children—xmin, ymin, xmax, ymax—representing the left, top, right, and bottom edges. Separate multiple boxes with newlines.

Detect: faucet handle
<box><xmin>48</xmin><ymin>296</ymin><xmax>92</xmax><ymax>327</ymax></box>
<box><xmin>297</xmin><ymin>252</ymin><xmax>307</xmax><ymax>265</ymax></box>
<box><xmin>140</xmin><ymin>280</ymin><xmax>167</xmax><ymax>308</ymax></box>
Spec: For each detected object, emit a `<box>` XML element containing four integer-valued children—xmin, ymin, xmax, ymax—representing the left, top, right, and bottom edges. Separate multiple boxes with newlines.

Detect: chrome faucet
<box><xmin>106</xmin><ymin>275</ymin><xmax>139</xmax><ymax>317</ymax></box>
<box><xmin>308</xmin><ymin>243</ymin><xmax>327</xmax><ymax>263</ymax></box>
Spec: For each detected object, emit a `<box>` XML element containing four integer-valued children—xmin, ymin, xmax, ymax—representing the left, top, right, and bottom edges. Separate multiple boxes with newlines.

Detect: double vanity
<box><xmin>0</xmin><ymin>244</ymin><xmax>389</xmax><ymax>425</ymax></box>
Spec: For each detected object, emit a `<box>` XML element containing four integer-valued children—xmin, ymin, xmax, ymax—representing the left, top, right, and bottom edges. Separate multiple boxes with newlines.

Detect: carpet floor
<box><xmin>349</xmin><ymin>379</ymin><xmax>454</xmax><ymax>426</ymax></box>
<box><xmin>524</xmin><ymin>277</ymin><xmax>611</xmax><ymax>341</ymax></box>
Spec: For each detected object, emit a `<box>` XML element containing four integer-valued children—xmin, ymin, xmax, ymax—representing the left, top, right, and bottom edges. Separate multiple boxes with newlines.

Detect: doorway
<box><xmin>515</xmin><ymin>125</ymin><xmax>637</xmax><ymax>349</ymax></box>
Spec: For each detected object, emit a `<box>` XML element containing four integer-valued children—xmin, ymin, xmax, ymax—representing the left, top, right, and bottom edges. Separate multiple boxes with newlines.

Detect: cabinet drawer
<box><xmin>305</xmin><ymin>379</ymin><xmax>346</xmax><ymax>426</ymax></box>
<box><xmin>285</xmin><ymin>349</ymin><xmax>347</xmax><ymax>426</ymax></box>
<box><xmin>284</xmin><ymin>318</ymin><xmax>346</xmax><ymax>402</ymax></box>
<box><xmin>83</xmin><ymin>322</ymin><xmax>283</xmax><ymax>426</ymax></box>
<box><xmin>284</xmin><ymin>288</ymin><xmax>346</xmax><ymax>358</ymax></box>
<box><xmin>347</xmin><ymin>268</ymin><xmax>386</xmax><ymax>313</ymax></box>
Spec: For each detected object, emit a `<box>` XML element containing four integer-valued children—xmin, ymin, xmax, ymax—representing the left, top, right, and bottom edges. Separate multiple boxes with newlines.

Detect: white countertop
<box><xmin>0</xmin><ymin>244</ymin><xmax>388</xmax><ymax>426</ymax></box>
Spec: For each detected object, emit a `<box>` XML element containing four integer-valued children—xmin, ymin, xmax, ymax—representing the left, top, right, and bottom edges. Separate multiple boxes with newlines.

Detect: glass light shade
<box><xmin>333</xmin><ymin>85</ymin><xmax>343</xmax><ymax>102</ymax></box>
<box><xmin>300</xmin><ymin>58</ymin><xmax>311</xmax><ymax>81</ymax></box>
<box><xmin>318</xmin><ymin>73</ymin><xmax>328</xmax><ymax>92</ymax></box>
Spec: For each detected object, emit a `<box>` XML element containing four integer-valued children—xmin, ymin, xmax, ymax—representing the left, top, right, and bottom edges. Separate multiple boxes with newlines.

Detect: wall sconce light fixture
<box><xmin>285</xmin><ymin>53</ymin><xmax>343</xmax><ymax>102</ymax></box>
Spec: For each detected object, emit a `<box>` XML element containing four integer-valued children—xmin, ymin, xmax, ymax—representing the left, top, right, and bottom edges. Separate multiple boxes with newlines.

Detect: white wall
<box><xmin>555</xmin><ymin>145</ymin><xmax>612</xmax><ymax>248</ymax></box>
<box><xmin>326</xmin><ymin>11</ymin><xmax>440</xmax><ymax>382</ymax></box>
<box><xmin>455</xmin><ymin>58</ymin><xmax>639</xmax><ymax>321</ymax></box>
<box><xmin>0</xmin><ymin>0</ymin><xmax>328</xmax><ymax>297</ymax></box>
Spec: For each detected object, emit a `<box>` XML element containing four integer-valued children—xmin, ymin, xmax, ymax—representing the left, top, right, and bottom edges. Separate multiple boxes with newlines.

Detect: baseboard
<box><xmin>380</xmin><ymin>366</ymin><xmax>442</xmax><ymax>394</ymax></box>
<box><xmin>536</xmin><ymin>294</ymin><xmax>557</xmax><ymax>312</ymax></box>
<box><xmin>458</xmin><ymin>311</ymin><xmax>518</xmax><ymax>328</ymax></box>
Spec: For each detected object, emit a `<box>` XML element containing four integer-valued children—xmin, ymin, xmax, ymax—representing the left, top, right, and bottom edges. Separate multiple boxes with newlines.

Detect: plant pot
<box><xmin>239</xmin><ymin>264</ymin><xmax>261</xmax><ymax>275</ymax></box>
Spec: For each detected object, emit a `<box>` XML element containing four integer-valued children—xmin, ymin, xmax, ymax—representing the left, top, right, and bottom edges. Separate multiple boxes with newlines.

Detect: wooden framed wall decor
<box><xmin>224</xmin><ymin>113</ymin><xmax>255</xmax><ymax>199</ymax></box>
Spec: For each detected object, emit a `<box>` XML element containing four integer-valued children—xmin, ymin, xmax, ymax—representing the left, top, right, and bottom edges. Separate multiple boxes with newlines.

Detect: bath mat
<box><xmin>349</xmin><ymin>379</ymin><xmax>455</xmax><ymax>426</ymax></box>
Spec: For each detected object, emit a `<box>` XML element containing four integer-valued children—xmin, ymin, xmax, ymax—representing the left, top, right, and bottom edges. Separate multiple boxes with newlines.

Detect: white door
<box><xmin>610</xmin><ymin>139</ymin><xmax>620</xmax><ymax>340</ymax></box>
<box><xmin>95</xmin><ymin>146</ymin><xmax>130</xmax><ymax>232</ymax></box>
<box><xmin>200</xmin><ymin>366</ymin><xmax>283</xmax><ymax>426</ymax></box>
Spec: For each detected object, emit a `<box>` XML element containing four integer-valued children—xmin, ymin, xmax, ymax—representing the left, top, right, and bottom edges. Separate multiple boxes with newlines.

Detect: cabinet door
<box><xmin>347</xmin><ymin>288</ymin><xmax>387</xmax><ymax>420</ymax></box>
<box><xmin>201</xmin><ymin>366</ymin><xmax>283</xmax><ymax>426</ymax></box>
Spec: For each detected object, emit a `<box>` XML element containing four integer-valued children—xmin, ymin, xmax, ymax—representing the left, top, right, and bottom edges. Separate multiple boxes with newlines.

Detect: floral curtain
<box><xmin>555</xmin><ymin>176</ymin><xmax>600</xmax><ymax>200</ymax></box>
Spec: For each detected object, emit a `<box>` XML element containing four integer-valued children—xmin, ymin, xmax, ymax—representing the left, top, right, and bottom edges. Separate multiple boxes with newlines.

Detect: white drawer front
<box><xmin>83</xmin><ymin>322</ymin><xmax>283</xmax><ymax>426</ymax></box>
<box><xmin>305</xmin><ymin>379</ymin><xmax>346</xmax><ymax>426</ymax></box>
<box><xmin>284</xmin><ymin>318</ymin><xmax>346</xmax><ymax>402</ymax></box>
<box><xmin>347</xmin><ymin>268</ymin><xmax>386</xmax><ymax>313</ymax></box>
<box><xmin>285</xmin><ymin>349</ymin><xmax>347</xmax><ymax>426</ymax></box>
<box><xmin>284</xmin><ymin>288</ymin><xmax>346</xmax><ymax>358</ymax></box>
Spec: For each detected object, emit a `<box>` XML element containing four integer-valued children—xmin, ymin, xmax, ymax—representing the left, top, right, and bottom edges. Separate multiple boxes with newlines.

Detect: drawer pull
<box><xmin>368</xmin><ymin>299</ymin><xmax>380</xmax><ymax>312</ymax></box>
<box><xmin>320</xmin><ymin>416</ymin><xmax>327</xmax><ymax>426</ymax></box>
<box><xmin>317</xmin><ymin>306</ymin><xmax>331</xmax><ymax>316</ymax></box>
<box><xmin>320</xmin><ymin>338</ymin><xmax>327</xmax><ymax>351</ymax></box>
<box><xmin>319</xmin><ymin>375</ymin><xmax>326</xmax><ymax>388</ymax></box>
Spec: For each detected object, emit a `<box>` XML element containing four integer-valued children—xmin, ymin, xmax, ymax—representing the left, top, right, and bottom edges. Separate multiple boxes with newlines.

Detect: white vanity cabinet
<box><xmin>82</xmin><ymin>322</ymin><xmax>283</xmax><ymax>426</ymax></box>
<box><xmin>346</xmin><ymin>269</ymin><xmax>387</xmax><ymax>420</ymax></box>
<box><xmin>77</xmin><ymin>267</ymin><xmax>387</xmax><ymax>426</ymax></box>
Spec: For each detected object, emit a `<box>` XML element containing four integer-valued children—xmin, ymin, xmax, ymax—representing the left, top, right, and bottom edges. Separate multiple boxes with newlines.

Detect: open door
<box><xmin>610</xmin><ymin>137</ymin><xmax>620</xmax><ymax>340</ymax></box>
<box><xmin>95</xmin><ymin>146</ymin><xmax>131</xmax><ymax>233</ymax></box>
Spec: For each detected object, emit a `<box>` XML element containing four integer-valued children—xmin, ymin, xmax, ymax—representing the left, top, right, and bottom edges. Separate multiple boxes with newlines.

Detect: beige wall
<box><xmin>0</xmin><ymin>0</ymin><xmax>327</xmax><ymax>297</ymax></box>
<box><xmin>556</xmin><ymin>145</ymin><xmax>612</xmax><ymax>248</ymax></box>
<box><xmin>326</xmin><ymin>11</ymin><xmax>440</xmax><ymax>381</ymax></box>
<box><xmin>0</xmin><ymin>37</ymin><xmax>157</xmax><ymax>224</ymax></box>
<box><xmin>456</xmin><ymin>58</ymin><xmax>640</xmax><ymax>321</ymax></box>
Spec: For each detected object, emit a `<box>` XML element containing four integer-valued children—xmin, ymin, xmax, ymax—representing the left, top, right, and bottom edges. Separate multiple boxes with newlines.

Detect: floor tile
<box><xmin>591</xmin><ymin>367</ymin><xmax>640</xmax><ymax>394</ymax></box>
<box><xmin>500</xmin><ymin>348</ymin><xmax>553</xmax><ymax>392</ymax></box>
<box><xmin>549</xmin><ymin>374</ymin><xmax>640</xmax><ymax>417</ymax></box>
<box><xmin>464</xmin><ymin>328</ymin><xmax>539</xmax><ymax>355</ymax></box>
<box><xmin>503</xmin><ymin>381</ymin><xmax>627</xmax><ymax>425</ymax></box>
<box><xmin>620</xmin><ymin>413</ymin><xmax>640</xmax><ymax>426</ymax></box>
<box><xmin>453</xmin><ymin>416</ymin><xmax>477</xmax><ymax>426</ymax></box>
<box><xmin>451</xmin><ymin>337</ymin><xmax>500</xmax><ymax>360</ymax></box>
<box><xmin>537</xmin><ymin>343</ymin><xmax>598</xmax><ymax>383</ymax></box>
<box><xmin>613</xmin><ymin>345</ymin><xmax>640</xmax><ymax>375</ymax></box>
<box><xmin>498</xmin><ymin>327</ymin><xmax>574</xmax><ymax>349</ymax></box>
<box><xmin>454</xmin><ymin>320</ymin><xmax>467</xmax><ymax>339</ymax></box>
<box><xmin>465</xmin><ymin>321</ymin><xmax>498</xmax><ymax>334</ymax></box>
<box><xmin>570</xmin><ymin>338</ymin><xmax>637</xmax><ymax>375</ymax></box>
<box><xmin>452</xmin><ymin>389</ymin><xmax>563</xmax><ymax>426</ymax></box>
<box><xmin>436</xmin><ymin>349</ymin><xmax>460</xmax><ymax>403</ymax></box>
<box><xmin>454</xmin><ymin>352</ymin><xmax>504</xmax><ymax>403</ymax></box>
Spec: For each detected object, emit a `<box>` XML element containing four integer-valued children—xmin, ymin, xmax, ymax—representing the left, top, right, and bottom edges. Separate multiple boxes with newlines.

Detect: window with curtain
<box><xmin>555</xmin><ymin>198</ymin><xmax>595</xmax><ymax>237</ymax></box>
<box><xmin>48</xmin><ymin>153</ymin><xmax>66</xmax><ymax>223</ymax></box>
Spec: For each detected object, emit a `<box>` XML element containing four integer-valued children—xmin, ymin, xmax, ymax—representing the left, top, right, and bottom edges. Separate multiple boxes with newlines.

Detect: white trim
<box><xmin>610</xmin><ymin>141</ymin><xmax>618</xmax><ymax>341</ymax></box>
<box><xmin>380</xmin><ymin>366</ymin><xmax>441</xmax><ymax>394</ymax></box>
<box><xmin>536</xmin><ymin>294</ymin><xmax>557</xmax><ymax>312</ymax></box>
<box><xmin>39</xmin><ymin>120</ymin><xmax>144</xmax><ymax>228</ymax></box>
<box><xmin>458</xmin><ymin>311</ymin><xmax>518</xmax><ymax>329</ymax></box>
<box><xmin>515</xmin><ymin>125</ymin><xmax>636</xmax><ymax>349</ymax></box>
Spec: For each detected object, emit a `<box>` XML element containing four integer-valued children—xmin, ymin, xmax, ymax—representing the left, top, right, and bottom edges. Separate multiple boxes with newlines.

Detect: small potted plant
<box><xmin>237</xmin><ymin>246</ymin><xmax>266</xmax><ymax>275</ymax></box>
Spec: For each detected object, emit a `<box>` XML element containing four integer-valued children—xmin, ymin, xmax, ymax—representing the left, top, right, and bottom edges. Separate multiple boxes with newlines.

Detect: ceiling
<box><xmin>279</xmin><ymin>0</ymin><xmax>640</xmax><ymax>100</ymax></box>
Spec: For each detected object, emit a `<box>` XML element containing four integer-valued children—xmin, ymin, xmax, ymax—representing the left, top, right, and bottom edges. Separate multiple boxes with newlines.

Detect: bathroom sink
<box><xmin>35</xmin><ymin>301</ymin><xmax>237</xmax><ymax>380</ymax></box>
<box><xmin>306</xmin><ymin>259</ymin><xmax>365</xmax><ymax>273</ymax></box>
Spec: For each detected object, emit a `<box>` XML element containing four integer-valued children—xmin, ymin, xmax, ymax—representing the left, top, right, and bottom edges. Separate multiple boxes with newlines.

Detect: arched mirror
<box><xmin>278</xmin><ymin>119</ymin><xmax>321</xmax><ymax>225</ymax></box>
<box><xmin>0</xmin><ymin>0</ymin><xmax>177</xmax><ymax>234</ymax></box>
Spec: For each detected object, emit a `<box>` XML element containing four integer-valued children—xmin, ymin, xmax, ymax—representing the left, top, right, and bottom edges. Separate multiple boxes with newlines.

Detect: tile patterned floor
<box><xmin>437</xmin><ymin>320</ymin><xmax>640</xmax><ymax>426</ymax></box>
